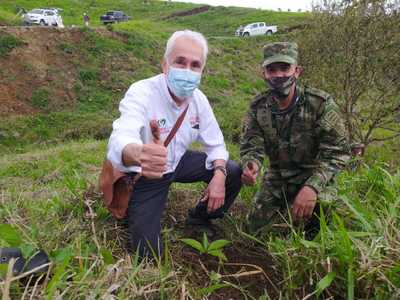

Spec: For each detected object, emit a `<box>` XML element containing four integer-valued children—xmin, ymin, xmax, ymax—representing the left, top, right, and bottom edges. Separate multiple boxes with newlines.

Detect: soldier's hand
<box><xmin>291</xmin><ymin>186</ymin><xmax>317</xmax><ymax>220</ymax></box>
<box><xmin>140</xmin><ymin>143</ymin><xmax>167</xmax><ymax>178</ymax></box>
<box><xmin>241</xmin><ymin>161</ymin><xmax>259</xmax><ymax>185</ymax></box>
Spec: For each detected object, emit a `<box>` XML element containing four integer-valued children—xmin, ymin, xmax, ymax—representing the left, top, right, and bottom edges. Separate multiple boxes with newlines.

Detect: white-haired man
<box><xmin>107</xmin><ymin>30</ymin><xmax>242</xmax><ymax>258</ymax></box>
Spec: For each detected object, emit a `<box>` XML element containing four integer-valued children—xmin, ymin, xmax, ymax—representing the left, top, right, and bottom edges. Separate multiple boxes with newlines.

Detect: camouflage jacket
<box><xmin>240</xmin><ymin>84</ymin><xmax>351</xmax><ymax>193</ymax></box>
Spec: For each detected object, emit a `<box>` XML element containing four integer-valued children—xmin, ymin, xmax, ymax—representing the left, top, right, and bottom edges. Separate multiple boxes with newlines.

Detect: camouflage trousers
<box><xmin>248</xmin><ymin>180</ymin><xmax>338</xmax><ymax>237</ymax></box>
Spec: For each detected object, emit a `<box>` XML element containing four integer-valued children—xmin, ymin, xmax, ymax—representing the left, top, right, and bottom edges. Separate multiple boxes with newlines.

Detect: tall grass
<box><xmin>265</xmin><ymin>164</ymin><xmax>400</xmax><ymax>298</ymax></box>
<box><xmin>1</xmin><ymin>140</ymin><xmax>399</xmax><ymax>298</ymax></box>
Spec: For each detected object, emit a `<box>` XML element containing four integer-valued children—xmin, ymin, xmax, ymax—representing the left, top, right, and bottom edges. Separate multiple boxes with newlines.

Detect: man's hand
<box><xmin>202</xmin><ymin>171</ymin><xmax>226</xmax><ymax>213</ymax></box>
<box><xmin>122</xmin><ymin>120</ymin><xmax>167</xmax><ymax>178</ymax></box>
<box><xmin>291</xmin><ymin>186</ymin><xmax>317</xmax><ymax>220</ymax></box>
<box><xmin>241</xmin><ymin>161</ymin><xmax>259</xmax><ymax>185</ymax></box>
<box><xmin>139</xmin><ymin>144</ymin><xmax>167</xmax><ymax>178</ymax></box>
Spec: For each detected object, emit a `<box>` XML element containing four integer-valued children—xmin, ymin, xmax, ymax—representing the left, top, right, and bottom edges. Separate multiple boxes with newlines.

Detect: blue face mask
<box><xmin>166</xmin><ymin>67</ymin><xmax>201</xmax><ymax>98</ymax></box>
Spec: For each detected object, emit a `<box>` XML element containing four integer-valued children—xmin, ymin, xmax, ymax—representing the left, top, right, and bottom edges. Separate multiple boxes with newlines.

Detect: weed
<box><xmin>30</xmin><ymin>88</ymin><xmax>49</xmax><ymax>110</ymax></box>
<box><xmin>0</xmin><ymin>33</ymin><xmax>22</xmax><ymax>56</ymax></box>
<box><xmin>78</xmin><ymin>68</ymin><xmax>99</xmax><ymax>83</ymax></box>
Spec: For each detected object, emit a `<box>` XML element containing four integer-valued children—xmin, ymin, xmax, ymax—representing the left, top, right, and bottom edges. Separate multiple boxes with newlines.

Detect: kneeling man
<box><xmin>107</xmin><ymin>30</ymin><xmax>242</xmax><ymax>257</ymax></box>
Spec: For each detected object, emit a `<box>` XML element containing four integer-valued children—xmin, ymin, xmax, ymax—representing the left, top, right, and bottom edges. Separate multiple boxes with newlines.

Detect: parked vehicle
<box><xmin>22</xmin><ymin>8</ymin><xmax>63</xmax><ymax>27</ymax></box>
<box><xmin>100</xmin><ymin>11</ymin><xmax>131</xmax><ymax>25</ymax></box>
<box><xmin>235</xmin><ymin>22</ymin><xmax>278</xmax><ymax>37</ymax></box>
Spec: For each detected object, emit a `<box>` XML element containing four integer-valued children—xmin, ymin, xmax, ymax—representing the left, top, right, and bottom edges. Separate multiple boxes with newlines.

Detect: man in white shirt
<box><xmin>107</xmin><ymin>30</ymin><xmax>242</xmax><ymax>258</ymax></box>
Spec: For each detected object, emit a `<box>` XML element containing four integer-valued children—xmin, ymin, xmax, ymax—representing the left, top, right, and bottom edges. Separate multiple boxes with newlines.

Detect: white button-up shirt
<box><xmin>107</xmin><ymin>73</ymin><xmax>229</xmax><ymax>174</ymax></box>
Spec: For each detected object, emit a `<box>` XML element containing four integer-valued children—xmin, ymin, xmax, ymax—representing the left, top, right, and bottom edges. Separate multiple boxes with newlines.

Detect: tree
<box><xmin>299</xmin><ymin>0</ymin><xmax>400</xmax><ymax>147</ymax></box>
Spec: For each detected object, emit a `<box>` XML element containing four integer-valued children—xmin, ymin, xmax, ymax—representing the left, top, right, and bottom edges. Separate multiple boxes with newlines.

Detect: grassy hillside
<box><xmin>168</xmin><ymin>6</ymin><xmax>310</xmax><ymax>36</ymax></box>
<box><xmin>0</xmin><ymin>25</ymin><xmax>273</xmax><ymax>154</ymax></box>
<box><xmin>0</xmin><ymin>0</ymin><xmax>197</xmax><ymax>26</ymax></box>
<box><xmin>0</xmin><ymin>0</ymin><xmax>309</xmax><ymax>34</ymax></box>
<box><xmin>0</xmin><ymin>0</ymin><xmax>300</xmax><ymax>154</ymax></box>
<box><xmin>1</xmin><ymin>0</ymin><xmax>399</xmax><ymax>299</ymax></box>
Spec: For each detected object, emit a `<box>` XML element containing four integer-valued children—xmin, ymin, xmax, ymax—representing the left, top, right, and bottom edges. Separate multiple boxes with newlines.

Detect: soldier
<box><xmin>240</xmin><ymin>42</ymin><xmax>350</xmax><ymax>239</ymax></box>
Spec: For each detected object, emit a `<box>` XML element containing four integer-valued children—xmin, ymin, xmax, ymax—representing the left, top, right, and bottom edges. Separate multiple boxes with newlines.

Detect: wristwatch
<box><xmin>214</xmin><ymin>165</ymin><xmax>227</xmax><ymax>177</ymax></box>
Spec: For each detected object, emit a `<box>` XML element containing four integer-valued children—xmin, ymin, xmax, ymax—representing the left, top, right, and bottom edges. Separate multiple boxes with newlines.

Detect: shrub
<box><xmin>0</xmin><ymin>33</ymin><xmax>23</xmax><ymax>57</ymax></box>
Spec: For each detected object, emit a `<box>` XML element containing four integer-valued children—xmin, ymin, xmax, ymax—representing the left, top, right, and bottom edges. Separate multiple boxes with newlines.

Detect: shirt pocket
<box><xmin>290</xmin><ymin>129</ymin><xmax>316</xmax><ymax>164</ymax></box>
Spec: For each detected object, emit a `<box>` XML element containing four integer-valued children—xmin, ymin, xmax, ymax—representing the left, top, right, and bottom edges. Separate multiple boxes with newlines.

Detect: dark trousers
<box><xmin>127</xmin><ymin>150</ymin><xmax>242</xmax><ymax>258</ymax></box>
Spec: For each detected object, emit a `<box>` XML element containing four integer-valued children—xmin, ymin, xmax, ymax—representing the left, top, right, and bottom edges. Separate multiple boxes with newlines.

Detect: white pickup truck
<box><xmin>235</xmin><ymin>22</ymin><xmax>278</xmax><ymax>37</ymax></box>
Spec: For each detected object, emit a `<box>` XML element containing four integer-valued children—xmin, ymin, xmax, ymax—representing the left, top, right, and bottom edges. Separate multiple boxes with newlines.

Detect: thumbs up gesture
<box><xmin>139</xmin><ymin>120</ymin><xmax>167</xmax><ymax>178</ymax></box>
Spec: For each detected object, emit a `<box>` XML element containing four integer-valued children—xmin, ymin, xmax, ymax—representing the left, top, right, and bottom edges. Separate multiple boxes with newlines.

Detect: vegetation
<box><xmin>0</xmin><ymin>33</ymin><xmax>23</xmax><ymax>56</ymax></box>
<box><xmin>0</xmin><ymin>0</ymin><xmax>399</xmax><ymax>299</ymax></box>
<box><xmin>181</xmin><ymin>233</ymin><xmax>231</xmax><ymax>261</ymax></box>
<box><xmin>299</xmin><ymin>0</ymin><xmax>400</xmax><ymax>146</ymax></box>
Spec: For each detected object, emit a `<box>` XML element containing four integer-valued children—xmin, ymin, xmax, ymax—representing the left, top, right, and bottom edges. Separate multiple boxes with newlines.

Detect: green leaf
<box><xmin>347</xmin><ymin>231</ymin><xmax>373</xmax><ymax>238</ymax></box>
<box><xmin>20</xmin><ymin>243</ymin><xmax>35</xmax><ymax>258</ymax></box>
<box><xmin>0</xmin><ymin>264</ymin><xmax>8</xmax><ymax>279</ymax></box>
<box><xmin>199</xmin><ymin>283</ymin><xmax>229</xmax><ymax>296</ymax></box>
<box><xmin>347</xmin><ymin>266</ymin><xmax>354</xmax><ymax>300</ymax></box>
<box><xmin>300</xmin><ymin>240</ymin><xmax>320</xmax><ymax>249</ymax></box>
<box><xmin>0</xmin><ymin>224</ymin><xmax>22</xmax><ymax>247</ymax></box>
<box><xmin>238</xmin><ymin>229</ymin><xmax>267</xmax><ymax>247</ymax></box>
<box><xmin>316</xmin><ymin>271</ymin><xmax>336</xmax><ymax>296</ymax></box>
<box><xmin>208</xmin><ymin>239</ymin><xmax>231</xmax><ymax>251</ymax></box>
<box><xmin>100</xmin><ymin>248</ymin><xmax>115</xmax><ymax>265</ymax></box>
<box><xmin>208</xmin><ymin>250</ymin><xmax>227</xmax><ymax>261</ymax></box>
<box><xmin>180</xmin><ymin>238</ymin><xmax>204</xmax><ymax>253</ymax></box>
<box><xmin>341</xmin><ymin>195</ymin><xmax>373</xmax><ymax>232</ymax></box>
<box><xmin>46</xmin><ymin>247</ymin><xmax>74</xmax><ymax>298</ymax></box>
<box><xmin>202</xmin><ymin>233</ymin><xmax>209</xmax><ymax>250</ymax></box>
<box><xmin>209</xmin><ymin>271</ymin><xmax>222</xmax><ymax>282</ymax></box>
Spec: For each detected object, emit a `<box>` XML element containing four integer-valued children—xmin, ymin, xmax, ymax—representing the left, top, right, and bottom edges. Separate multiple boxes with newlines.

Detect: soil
<box><xmin>0</xmin><ymin>27</ymin><xmax>84</xmax><ymax>116</ymax></box>
<box><xmin>0</xmin><ymin>26</ymin><xmax>132</xmax><ymax>117</ymax></box>
<box><xmin>165</xmin><ymin>189</ymin><xmax>282</xmax><ymax>299</ymax></box>
<box><xmin>81</xmin><ymin>185</ymin><xmax>282</xmax><ymax>298</ymax></box>
<box><xmin>164</xmin><ymin>5</ymin><xmax>210</xmax><ymax>19</ymax></box>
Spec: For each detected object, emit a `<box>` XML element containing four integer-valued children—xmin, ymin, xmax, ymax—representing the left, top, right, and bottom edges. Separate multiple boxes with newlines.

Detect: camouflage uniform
<box><xmin>240</xmin><ymin>42</ymin><xmax>351</xmax><ymax>234</ymax></box>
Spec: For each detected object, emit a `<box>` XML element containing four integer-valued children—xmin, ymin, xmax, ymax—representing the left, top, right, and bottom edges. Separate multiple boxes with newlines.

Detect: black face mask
<box><xmin>265</xmin><ymin>75</ymin><xmax>296</xmax><ymax>100</ymax></box>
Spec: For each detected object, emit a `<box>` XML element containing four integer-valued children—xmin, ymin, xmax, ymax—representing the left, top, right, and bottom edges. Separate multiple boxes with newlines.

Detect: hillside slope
<box><xmin>0</xmin><ymin>2</ymin><xmax>307</xmax><ymax>153</ymax></box>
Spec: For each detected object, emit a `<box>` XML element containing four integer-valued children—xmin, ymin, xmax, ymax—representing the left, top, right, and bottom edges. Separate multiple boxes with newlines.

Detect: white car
<box><xmin>22</xmin><ymin>8</ymin><xmax>62</xmax><ymax>26</ymax></box>
<box><xmin>236</xmin><ymin>22</ymin><xmax>278</xmax><ymax>37</ymax></box>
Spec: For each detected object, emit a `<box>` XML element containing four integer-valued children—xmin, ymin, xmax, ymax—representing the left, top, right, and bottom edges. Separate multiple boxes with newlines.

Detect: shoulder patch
<box><xmin>323</xmin><ymin>107</ymin><xmax>346</xmax><ymax>136</ymax></box>
<box><xmin>324</xmin><ymin>110</ymin><xmax>341</xmax><ymax>126</ymax></box>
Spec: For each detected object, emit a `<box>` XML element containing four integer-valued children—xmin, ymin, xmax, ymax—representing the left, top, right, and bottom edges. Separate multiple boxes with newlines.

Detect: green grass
<box><xmin>0</xmin><ymin>140</ymin><xmax>399</xmax><ymax>298</ymax></box>
<box><xmin>0</xmin><ymin>0</ymin><xmax>205</xmax><ymax>26</ymax></box>
<box><xmin>0</xmin><ymin>32</ymin><xmax>23</xmax><ymax>56</ymax></box>
<box><xmin>0</xmin><ymin>8</ymin><xmax>20</xmax><ymax>25</ymax></box>
<box><xmin>0</xmin><ymin>0</ymin><xmax>309</xmax><ymax>30</ymax></box>
<box><xmin>168</xmin><ymin>5</ymin><xmax>310</xmax><ymax>36</ymax></box>
<box><xmin>265</xmin><ymin>164</ymin><xmax>400</xmax><ymax>298</ymax></box>
<box><xmin>0</xmin><ymin>112</ymin><xmax>114</xmax><ymax>154</ymax></box>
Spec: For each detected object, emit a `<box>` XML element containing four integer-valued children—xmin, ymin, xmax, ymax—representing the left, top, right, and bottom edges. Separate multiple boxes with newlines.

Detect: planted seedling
<box><xmin>181</xmin><ymin>233</ymin><xmax>230</xmax><ymax>261</ymax></box>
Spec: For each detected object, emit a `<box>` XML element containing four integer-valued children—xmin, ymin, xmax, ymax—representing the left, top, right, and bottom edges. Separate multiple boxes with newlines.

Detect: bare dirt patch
<box><xmin>164</xmin><ymin>5</ymin><xmax>210</xmax><ymax>19</ymax></box>
<box><xmin>0</xmin><ymin>27</ymin><xmax>85</xmax><ymax>116</ymax></box>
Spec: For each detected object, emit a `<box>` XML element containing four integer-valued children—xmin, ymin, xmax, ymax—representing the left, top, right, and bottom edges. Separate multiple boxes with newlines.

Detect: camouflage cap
<box><xmin>262</xmin><ymin>42</ymin><xmax>298</xmax><ymax>67</ymax></box>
